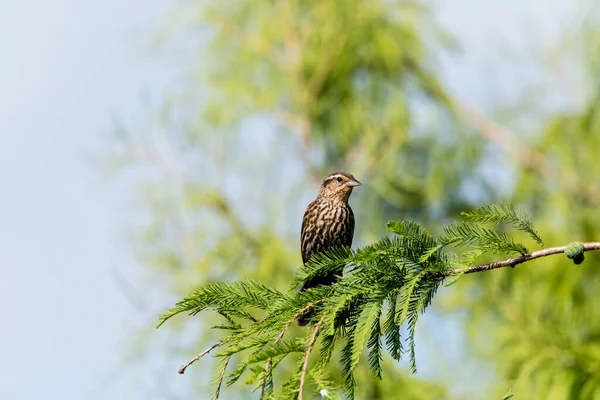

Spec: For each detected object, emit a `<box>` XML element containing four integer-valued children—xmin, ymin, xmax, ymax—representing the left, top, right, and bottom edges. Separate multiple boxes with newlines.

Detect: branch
<box><xmin>214</xmin><ymin>355</ymin><xmax>232</xmax><ymax>399</ymax></box>
<box><xmin>261</xmin><ymin>299</ymin><xmax>326</xmax><ymax>399</ymax></box>
<box><xmin>162</xmin><ymin>199</ymin><xmax>600</xmax><ymax>397</ymax></box>
<box><xmin>298</xmin><ymin>313</ymin><xmax>327</xmax><ymax>400</ymax></box>
<box><xmin>178</xmin><ymin>341</ymin><xmax>221</xmax><ymax>374</ymax></box>
<box><xmin>448</xmin><ymin>242</ymin><xmax>600</xmax><ymax>276</ymax></box>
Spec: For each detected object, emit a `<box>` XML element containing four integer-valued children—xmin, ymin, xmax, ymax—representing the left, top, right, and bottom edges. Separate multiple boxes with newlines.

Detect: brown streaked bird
<box><xmin>298</xmin><ymin>172</ymin><xmax>361</xmax><ymax>326</ymax></box>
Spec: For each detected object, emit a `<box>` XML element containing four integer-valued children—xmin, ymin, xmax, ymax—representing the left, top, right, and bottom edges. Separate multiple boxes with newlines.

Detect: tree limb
<box><xmin>448</xmin><ymin>242</ymin><xmax>600</xmax><ymax>276</ymax></box>
<box><xmin>261</xmin><ymin>299</ymin><xmax>326</xmax><ymax>399</ymax></box>
<box><xmin>178</xmin><ymin>341</ymin><xmax>221</xmax><ymax>374</ymax></box>
<box><xmin>299</xmin><ymin>313</ymin><xmax>327</xmax><ymax>400</ymax></box>
<box><xmin>214</xmin><ymin>354</ymin><xmax>232</xmax><ymax>399</ymax></box>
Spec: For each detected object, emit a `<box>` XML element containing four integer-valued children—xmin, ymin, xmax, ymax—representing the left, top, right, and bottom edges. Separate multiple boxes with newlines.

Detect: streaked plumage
<box><xmin>298</xmin><ymin>172</ymin><xmax>361</xmax><ymax>325</ymax></box>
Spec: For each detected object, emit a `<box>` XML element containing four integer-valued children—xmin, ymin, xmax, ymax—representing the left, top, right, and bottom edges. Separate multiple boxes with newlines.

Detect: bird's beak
<box><xmin>345</xmin><ymin>178</ymin><xmax>361</xmax><ymax>187</ymax></box>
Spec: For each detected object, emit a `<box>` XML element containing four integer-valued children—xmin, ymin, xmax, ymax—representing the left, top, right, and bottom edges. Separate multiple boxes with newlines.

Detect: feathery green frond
<box><xmin>440</xmin><ymin>221</ymin><xmax>528</xmax><ymax>255</ymax></box>
<box><xmin>211</xmin><ymin>355</ymin><xmax>232</xmax><ymax>400</ymax></box>
<box><xmin>317</xmin><ymin>333</ymin><xmax>336</xmax><ymax>371</ymax></box>
<box><xmin>158</xmin><ymin>203</ymin><xmax>551</xmax><ymax>398</ymax></box>
<box><xmin>366</xmin><ymin>302</ymin><xmax>384</xmax><ymax>379</ymax></box>
<box><xmin>292</xmin><ymin>246</ymin><xmax>353</xmax><ymax>290</ymax></box>
<box><xmin>462</xmin><ymin>203</ymin><xmax>544</xmax><ymax>247</ymax></box>
<box><xmin>247</xmin><ymin>340</ymin><xmax>305</xmax><ymax>364</ymax></box>
<box><xmin>350</xmin><ymin>301</ymin><xmax>382</xmax><ymax>375</ymax></box>
<box><xmin>340</xmin><ymin>321</ymin><xmax>358</xmax><ymax>398</ymax></box>
<box><xmin>158</xmin><ymin>280</ymin><xmax>286</xmax><ymax>327</ymax></box>
<box><xmin>444</xmin><ymin>248</ymin><xmax>484</xmax><ymax>287</ymax></box>
<box><xmin>383</xmin><ymin>290</ymin><xmax>403</xmax><ymax>361</ymax></box>
<box><xmin>310</xmin><ymin>370</ymin><xmax>342</xmax><ymax>400</ymax></box>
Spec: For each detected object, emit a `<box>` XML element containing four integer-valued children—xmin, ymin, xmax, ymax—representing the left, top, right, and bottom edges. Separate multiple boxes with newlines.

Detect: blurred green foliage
<box><xmin>109</xmin><ymin>0</ymin><xmax>600</xmax><ymax>398</ymax></box>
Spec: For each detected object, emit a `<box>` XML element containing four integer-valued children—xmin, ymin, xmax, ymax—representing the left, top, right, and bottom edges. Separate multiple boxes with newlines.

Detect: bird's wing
<box><xmin>345</xmin><ymin>206</ymin><xmax>355</xmax><ymax>248</ymax></box>
<box><xmin>300</xmin><ymin>199</ymin><xmax>319</xmax><ymax>264</ymax></box>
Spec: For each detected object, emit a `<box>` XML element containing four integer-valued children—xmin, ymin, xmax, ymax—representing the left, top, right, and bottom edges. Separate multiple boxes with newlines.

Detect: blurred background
<box><xmin>1</xmin><ymin>0</ymin><xmax>599</xmax><ymax>399</ymax></box>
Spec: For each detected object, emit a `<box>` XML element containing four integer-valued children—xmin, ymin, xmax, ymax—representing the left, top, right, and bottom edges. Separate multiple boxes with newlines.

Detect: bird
<box><xmin>297</xmin><ymin>172</ymin><xmax>361</xmax><ymax>326</ymax></box>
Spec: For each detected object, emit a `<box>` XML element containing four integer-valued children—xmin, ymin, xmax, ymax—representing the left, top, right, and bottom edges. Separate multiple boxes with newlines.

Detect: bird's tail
<box><xmin>297</xmin><ymin>295</ymin><xmax>365</xmax><ymax>327</ymax></box>
<box><xmin>297</xmin><ymin>271</ymin><xmax>341</xmax><ymax>326</ymax></box>
<box><xmin>296</xmin><ymin>309</ymin><xmax>315</xmax><ymax>327</ymax></box>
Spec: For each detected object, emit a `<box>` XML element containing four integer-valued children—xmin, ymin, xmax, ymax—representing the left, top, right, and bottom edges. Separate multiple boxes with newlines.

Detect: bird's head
<box><xmin>318</xmin><ymin>172</ymin><xmax>361</xmax><ymax>202</ymax></box>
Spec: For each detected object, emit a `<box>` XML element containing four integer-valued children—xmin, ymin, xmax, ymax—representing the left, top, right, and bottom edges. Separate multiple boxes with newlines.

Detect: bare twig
<box><xmin>261</xmin><ymin>299</ymin><xmax>326</xmax><ymax>399</ymax></box>
<box><xmin>422</xmin><ymin>242</ymin><xmax>600</xmax><ymax>281</ymax></box>
<box><xmin>178</xmin><ymin>341</ymin><xmax>221</xmax><ymax>374</ymax></box>
<box><xmin>425</xmin><ymin>242</ymin><xmax>600</xmax><ymax>281</ymax></box>
<box><xmin>456</xmin><ymin>242</ymin><xmax>600</xmax><ymax>275</ymax></box>
<box><xmin>279</xmin><ymin>299</ymin><xmax>326</xmax><ymax>342</ymax></box>
<box><xmin>214</xmin><ymin>354</ymin><xmax>232</xmax><ymax>399</ymax></box>
<box><xmin>298</xmin><ymin>313</ymin><xmax>327</xmax><ymax>400</ymax></box>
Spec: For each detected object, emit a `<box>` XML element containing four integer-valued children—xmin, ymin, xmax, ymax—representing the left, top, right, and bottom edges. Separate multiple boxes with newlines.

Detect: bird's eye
<box><xmin>336</xmin><ymin>177</ymin><xmax>343</xmax><ymax>183</ymax></box>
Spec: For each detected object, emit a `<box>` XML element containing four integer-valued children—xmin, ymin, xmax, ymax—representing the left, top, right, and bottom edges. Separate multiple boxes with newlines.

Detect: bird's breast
<box><xmin>301</xmin><ymin>199</ymin><xmax>354</xmax><ymax>264</ymax></box>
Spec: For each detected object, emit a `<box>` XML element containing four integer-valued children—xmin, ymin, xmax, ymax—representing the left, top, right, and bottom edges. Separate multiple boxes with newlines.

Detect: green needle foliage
<box><xmin>159</xmin><ymin>203</ymin><xmax>545</xmax><ymax>399</ymax></box>
<box><xmin>461</xmin><ymin>203</ymin><xmax>544</xmax><ymax>248</ymax></box>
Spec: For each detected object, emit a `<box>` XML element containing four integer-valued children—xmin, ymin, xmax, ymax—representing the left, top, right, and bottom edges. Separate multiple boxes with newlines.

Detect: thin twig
<box><xmin>426</xmin><ymin>242</ymin><xmax>600</xmax><ymax>280</ymax></box>
<box><xmin>214</xmin><ymin>354</ymin><xmax>232</xmax><ymax>399</ymax></box>
<box><xmin>178</xmin><ymin>341</ymin><xmax>222</xmax><ymax>374</ymax></box>
<box><xmin>261</xmin><ymin>299</ymin><xmax>326</xmax><ymax>399</ymax></box>
<box><xmin>298</xmin><ymin>313</ymin><xmax>327</xmax><ymax>400</ymax></box>
<box><xmin>457</xmin><ymin>242</ymin><xmax>600</xmax><ymax>275</ymax></box>
<box><xmin>281</xmin><ymin>299</ymin><xmax>326</xmax><ymax>342</ymax></box>
<box><xmin>422</xmin><ymin>242</ymin><xmax>600</xmax><ymax>281</ymax></box>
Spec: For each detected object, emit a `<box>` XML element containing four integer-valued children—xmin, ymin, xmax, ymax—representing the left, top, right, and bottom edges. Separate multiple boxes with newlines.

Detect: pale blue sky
<box><xmin>0</xmin><ymin>1</ymin><xmax>176</xmax><ymax>399</ymax></box>
<box><xmin>0</xmin><ymin>0</ymin><xmax>582</xmax><ymax>399</ymax></box>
